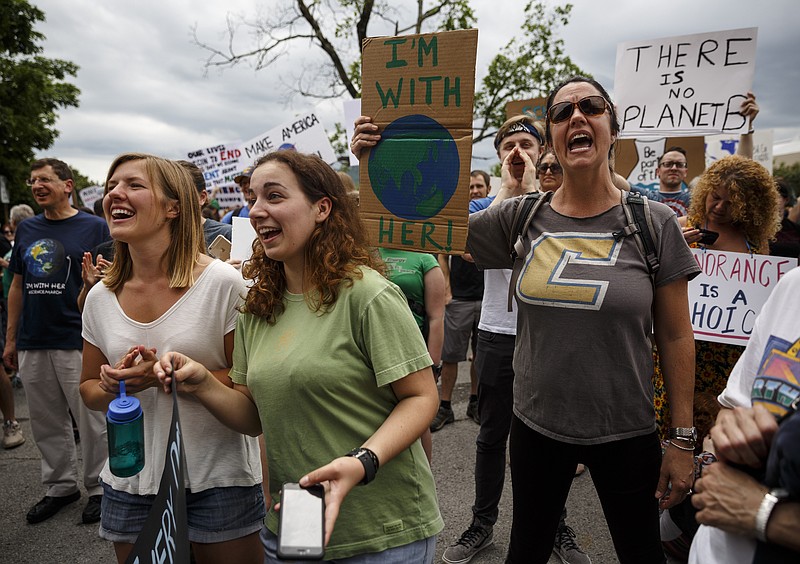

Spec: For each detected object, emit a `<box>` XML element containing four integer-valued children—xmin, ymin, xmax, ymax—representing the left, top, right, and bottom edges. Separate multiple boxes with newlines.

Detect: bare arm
<box><xmin>423</xmin><ymin>267</ymin><xmax>445</xmax><ymax>367</ymax></box>
<box><xmin>437</xmin><ymin>254</ymin><xmax>451</xmax><ymax>304</ymax></box>
<box><xmin>653</xmin><ymin>277</ymin><xmax>696</xmax><ymax>508</ymax></box>
<box><xmin>300</xmin><ymin>366</ymin><xmax>438</xmax><ymax>545</ymax></box>
<box><xmin>155</xmin><ymin>351</ymin><xmax>262</xmax><ymax>436</ymax></box>
<box><xmin>2</xmin><ymin>274</ymin><xmax>23</xmax><ymax>370</ymax></box>
<box><xmin>736</xmin><ymin>92</ymin><xmax>759</xmax><ymax>159</ymax></box>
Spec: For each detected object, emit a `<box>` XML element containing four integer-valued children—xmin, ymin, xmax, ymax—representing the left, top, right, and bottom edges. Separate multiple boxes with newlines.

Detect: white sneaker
<box><xmin>2</xmin><ymin>420</ymin><xmax>25</xmax><ymax>449</ymax></box>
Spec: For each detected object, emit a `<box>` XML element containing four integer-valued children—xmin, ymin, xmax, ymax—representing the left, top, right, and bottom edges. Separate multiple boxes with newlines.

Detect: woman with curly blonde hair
<box><xmin>155</xmin><ymin>150</ymin><xmax>443</xmax><ymax>562</ymax></box>
<box><xmin>681</xmin><ymin>155</ymin><xmax>781</xmax><ymax>254</ymax></box>
<box><xmin>655</xmin><ymin>155</ymin><xmax>782</xmax><ymax>438</ymax></box>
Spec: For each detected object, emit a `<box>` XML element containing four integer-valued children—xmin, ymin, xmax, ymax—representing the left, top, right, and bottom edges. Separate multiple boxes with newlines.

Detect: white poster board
<box><xmin>689</xmin><ymin>249</ymin><xmax>797</xmax><ymax>345</ymax></box>
<box><xmin>705</xmin><ymin>129</ymin><xmax>773</xmax><ymax>173</ymax></box>
<box><xmin>615</xmin><ymin>28</ymin><xmax>758</xmax><ymax>138</ymax></box>
<box><xmin>79</xmin><ymin>185</ymin><xmax>106</xmax><ymax>209</ymax></box>
<box><xmin>231</xmin><ymin>216</ymin><xmax>257</xmax><ymax>262</ymax></box>
<box><xmin>343</xmin><ymin>99</ymin><xmax>362</xmax><ymax>167</ymax></box>
<box><xmin>238</xmin><ymin>111</ymin><xmax>337</xmax><ymax>171</ymax></box>
<box><xmin>182</xmin><ymin>142</ymin><xmax>244</xmax><ymax>210</ymax></box>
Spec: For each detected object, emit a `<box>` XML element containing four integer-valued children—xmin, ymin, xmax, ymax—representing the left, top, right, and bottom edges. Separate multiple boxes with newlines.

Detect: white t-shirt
<box><xmin>82</xmin><ymin>260</ymin><xmax>261</xmax><ymax>495</ymax></box>
<box><xmin>477</xmin><ymin>269</ymin><xmax>517</xmax><ymax>335</ymax></box>
<box><xmin>690</xmin><ymin>265</ymin><xmax>800</xmax><ymax>564</ymax></box>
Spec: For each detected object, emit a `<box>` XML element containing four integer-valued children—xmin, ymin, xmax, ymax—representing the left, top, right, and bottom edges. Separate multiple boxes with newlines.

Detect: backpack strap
<box><xmin>507</xmin><ymin>191</ymin><xmax>551</xmax><ymax>312</ymax></box>
<box><xmin>615</xmin><ymin>191</ymin><xmax>660</xmax><ymax>278</ymax></box>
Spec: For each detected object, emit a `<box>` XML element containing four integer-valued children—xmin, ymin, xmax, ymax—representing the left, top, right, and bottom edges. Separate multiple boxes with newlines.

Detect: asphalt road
<box><xmin>0</xmin><ymin>363</ymin><xmax>626</xmax><ymax>564</ymax></box>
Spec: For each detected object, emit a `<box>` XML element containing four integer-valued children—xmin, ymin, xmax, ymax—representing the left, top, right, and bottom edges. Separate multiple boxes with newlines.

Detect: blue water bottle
<box><xmin>106</xmin><ymin>380</ymin><xmax>145</xmax><ymax>477</ymax></box>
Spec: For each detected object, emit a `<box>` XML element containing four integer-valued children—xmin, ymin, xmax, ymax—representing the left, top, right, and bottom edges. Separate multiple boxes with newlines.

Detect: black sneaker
<box><xmin>429</xmin><ymin>405</ymin><xmax>454</xmax><ymax>432</ymax></box>
<box><xmin>552</xmin><ymin>523</ymin><xmax>591</xmax><ymax>564</ymax></box>
<box><xmin>81</xmin><ymin>495</ymin><xmax>102</xmax><ymax>524</ymax></box>
<box><xmin>442</xmin><ymin>523</ymin><xmax>493</xmax><ymax>563</ymax></box>
<box><xmin>466</xmin><ymin>398</ymin><xmax>480</xmax><ymax>424</ymax></box>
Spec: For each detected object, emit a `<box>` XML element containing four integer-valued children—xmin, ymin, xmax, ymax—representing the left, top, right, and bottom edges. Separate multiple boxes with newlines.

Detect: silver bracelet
<box><xmin>755</xmin><ymin>490</ymin><xmax>779</xmax><ymax>542</ymax></box>
<box><xmin>667</xmin><ymin>439</ymin><xmax>695</xmax><ymax>452</ymax></box>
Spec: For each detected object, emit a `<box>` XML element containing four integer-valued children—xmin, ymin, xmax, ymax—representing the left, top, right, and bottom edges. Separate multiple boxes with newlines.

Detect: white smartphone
<box><xmin>277</xmin><ymin>482</ymin><xmax>325</xmax><ymax>560</ymax></box>
<box><xmin>207</xmin><ymin>234</ymin><xmax>231</xmax><ymax>261</ymax></box>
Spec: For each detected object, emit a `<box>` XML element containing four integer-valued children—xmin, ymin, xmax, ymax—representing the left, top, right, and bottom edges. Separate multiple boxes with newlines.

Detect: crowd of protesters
<box><xmin>1</xmin><ymin>74</ymin><xmax>798</xmax><ymax>564</ymax></box>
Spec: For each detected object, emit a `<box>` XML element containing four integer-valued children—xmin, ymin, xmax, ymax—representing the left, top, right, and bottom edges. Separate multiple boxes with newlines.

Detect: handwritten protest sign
<box><xmin>705</xmin><ymin>129</ymin><xmax>773</xmax><ymax>173</ymax></box>
<box><xmin>689</xmin><ymin>249</ymin><xmax>797</xmax><ymax>345</ymax></box>
<box><xmin>615</xmin><ymin>28</ymin><xmax>757</xmax><ymax>138</ymax></box>
<box><xmin>360</xmin><ymin>29</ymin><xmax>478</xmax><ymax>254</ymax></box>
<box><xmin>505</xmin><ymin>97</ymin><xmax>548</xmax><ymax>121</ymax></box>
<box><xmin>614</xmin><ymin>137</ymin><xmax>704</xmax><ymax>200</ymax></box>
<box><xmin>126</xmin><ymin>380</ymin><xmax>189</xmax><ymax>564</ymax></box>
<box><xmin>78</xmin><ymin>185</ymin><xmax>105</xmax><ymax>209</ymax></box>
<box><xmin>181</xmin><ymin>111</ymin><xmax>336</xmax><ymax>210</ymax></box>
<box><xmin>238</xmin><ymin>111</ymin><xmax>336</xmax><ymax>170</ymax></box>
<box><xmin>182</xmin><ymin>142</ymin><xmax>243</xmax><ymax>209</ymax></box>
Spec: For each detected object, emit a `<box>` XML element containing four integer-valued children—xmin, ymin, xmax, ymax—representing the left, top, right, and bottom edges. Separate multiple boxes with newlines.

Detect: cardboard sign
<box><xmin>689</xmin><ymin>249</ymin><xmax>797</xmax><ymax>345</ymax></box>
<box><xmin>615</xmin><ymin>28</ymin><xmax>758</xmax><ymax>138</ymax></box>
<box><xmin>360</xmin><ymin>29</ymin><xmax>478</xmax><ymax>254</ymax></box>
<box><xmin>126</xmin><ymin>381</ymin><xmax>189</xmax><ymax>564</ymax></box>
<box><xmin>615</xmin><ymin>137</ymin><xmax>705</xmax><ymax>192</ymax></box>
<box><xmin>705</xmin><ymin>129</ymin><xmax>773</xmax><ymax>173</ymax></box>
<box><xmin>505</xmin><ymin>97</ymin><xmax>548</xmax><ymax>121</ymax></box>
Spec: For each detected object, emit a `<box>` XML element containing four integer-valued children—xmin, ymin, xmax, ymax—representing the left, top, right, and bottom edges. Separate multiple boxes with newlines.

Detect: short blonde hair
<box><xmin>102</xmin><ymin>153</ymin><xmax>205</xmax><ymax>291</ymax></box>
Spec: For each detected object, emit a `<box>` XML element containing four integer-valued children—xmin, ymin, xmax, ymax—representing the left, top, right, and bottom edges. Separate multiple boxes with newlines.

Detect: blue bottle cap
<box><xmin>107</xmin><ymin>380</ymin><xmax>142</xmax><ymax>423</ymax></box>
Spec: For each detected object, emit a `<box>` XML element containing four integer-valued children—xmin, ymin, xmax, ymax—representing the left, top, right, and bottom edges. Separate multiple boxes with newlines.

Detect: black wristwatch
<box><xmin>669</xmin><ymin>426</ymin><xmax>698</xmax><ymax>447</ymax></box>
<box><xmin>346</xmin><ymin>447</ymin><xmax>379</xmax><ymax>485</ymax></box>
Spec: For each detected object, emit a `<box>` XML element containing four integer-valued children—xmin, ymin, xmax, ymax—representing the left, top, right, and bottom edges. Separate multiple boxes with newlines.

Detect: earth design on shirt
<box><xmin>24</xmin><ymin>238</ymin><xmax>65</xmax><ymax>278</ymax></box>
<box><xmin>368</xmin><ymin>114</ymin><xmax>460</xmax><ymax>221</ymax></box>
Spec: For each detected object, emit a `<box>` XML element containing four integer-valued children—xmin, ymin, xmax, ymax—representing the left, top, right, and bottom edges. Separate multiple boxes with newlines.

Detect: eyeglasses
<box><xmin>537</xmin><ymin>162</ymin><xmax>562</xmax><ymax>175</ymax></box>
<box><xmin>548</xmin><ymin>95</ymin><xmax>608</xmax><ymax>124</ymax></box>
<box><xmin>25</xmin><ymin>176</ymin><xmax>59</xmax><ymax>186</ymax></box>
<box><xmin>660</xmin><ymin>161</ymin><xmax>688</xmax><ymax>169</ymax></box>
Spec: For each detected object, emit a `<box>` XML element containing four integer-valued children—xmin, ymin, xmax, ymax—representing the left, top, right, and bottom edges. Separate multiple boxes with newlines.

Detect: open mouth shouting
<box><xmin>257</xmin><ymin>225</ymin><xmax>282</xmax><ymax>244</ymax></box>
<box><xmin>568</xmin><ymin>132</ymin><xmax>593</xmax><ymax>153</ymax></box>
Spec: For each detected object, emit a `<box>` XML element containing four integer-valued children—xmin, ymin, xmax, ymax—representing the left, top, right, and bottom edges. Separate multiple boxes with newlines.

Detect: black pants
<box><xmin>471</xmin><ymin>330</ymin><xmax>516</xmax><ymax>526</ymax></box>
<box><xmin>506</xmin><ymin>417</ymin><xmax>665</xmax><ymax>564</ymax></box>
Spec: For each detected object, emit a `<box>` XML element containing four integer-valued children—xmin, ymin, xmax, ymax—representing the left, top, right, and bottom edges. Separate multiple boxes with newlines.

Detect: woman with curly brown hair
<box><xmin>654</xmin><ymin>155</ymin><xmax>782</xmax><ymax>437</ymax></box>
<box><xmin>155</xmin><ymin>150</ymin><xmax>443</xmax><ymax>562</ymax></box>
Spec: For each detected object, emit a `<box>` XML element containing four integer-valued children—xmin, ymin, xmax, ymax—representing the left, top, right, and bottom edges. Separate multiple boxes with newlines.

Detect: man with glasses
<box><xmin>632</xmin><ymin>147</ymin><xmax>691</xmax><ymax>217</ymax></box>
<box><xmin>4</xmin><ymin>158</ymin><xmax>110</xmax><ymax>525</ymax></box>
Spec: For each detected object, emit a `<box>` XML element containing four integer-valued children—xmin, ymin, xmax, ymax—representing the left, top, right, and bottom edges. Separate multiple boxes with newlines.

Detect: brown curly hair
<box><xmin>687</xmin><ymin>155</ymin><xmax>782</xmax><ymax>254</ymax></box>
<box><xmin>242</xmin><ymin>151</ymin><xmax>382</xmax><ymax>324</ymax></box>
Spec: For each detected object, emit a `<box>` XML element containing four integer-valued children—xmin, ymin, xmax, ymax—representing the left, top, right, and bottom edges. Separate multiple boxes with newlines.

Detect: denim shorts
<box><xmin>260</xmin><ymin>527</ymin><xmax>436</xmax><ymax>563</ymax></box>
<box><xmin>100</xmin><ymin>481</ymin><xmax>266</xmax><ymax>544</ymax></box>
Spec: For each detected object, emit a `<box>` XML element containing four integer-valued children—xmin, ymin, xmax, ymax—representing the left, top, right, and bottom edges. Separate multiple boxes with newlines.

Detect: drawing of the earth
<box><xmin>24</xmin><ymin>239</ymin><xmax>64</xmax><ymax>278</ymax></box>
<box><xmin>368</xmin><ymin>114</ymin><xmax>459</xmax><ymax>221</ymax></box>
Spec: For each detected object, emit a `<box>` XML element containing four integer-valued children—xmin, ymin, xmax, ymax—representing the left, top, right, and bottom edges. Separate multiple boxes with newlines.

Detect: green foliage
<box><xmin>197</xmin><ymin>0</ymin><xmax>581</xmax><ymax>154</ymax></box>
<box><xmin>774</xmin><ymin>162</ymin><xmax>800</xmax><ymax>198</ymax></box>
<box><xmin>0</xmin><ymin>0</ymin><xmax>80</xmax><ymax>207</ymax></box>
<box><xmin>473</xmin><ymin>1</ymin><xmax>586</xmax><ymax>143</ymax></box>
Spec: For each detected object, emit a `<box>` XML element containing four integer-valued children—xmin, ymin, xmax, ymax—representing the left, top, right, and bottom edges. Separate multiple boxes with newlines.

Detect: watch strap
<box><xmin>346</xmin><ymin>447</ymin><xmax>379</xmax><ymax>485</ymax></box>
<box><xmin>755</xmin><ymin>490</ymin><xmax>779</xmax><ymax>542</ymax></box>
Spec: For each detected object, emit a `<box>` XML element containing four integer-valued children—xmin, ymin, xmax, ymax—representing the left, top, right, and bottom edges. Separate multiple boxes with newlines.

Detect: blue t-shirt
<box><xmin>221</xmin><ymin>205</ymin><xmax>250</xmax><ymax>224</ymax></box>
<box><xmin>10</xmin><ymin>211</ymin><xmax>110</xmax><ymax>350</ymax></box>
<box><xmin>630</xmin><ymin>184</ymin><xmax>690</xmax><ymax>217</ymax></box>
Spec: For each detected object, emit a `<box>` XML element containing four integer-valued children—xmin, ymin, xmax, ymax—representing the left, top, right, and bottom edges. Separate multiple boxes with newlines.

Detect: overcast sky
<box><xmin>31</xmin><ymin>0</ymin><xmax>800</xmax><ymax>183</ymax></box>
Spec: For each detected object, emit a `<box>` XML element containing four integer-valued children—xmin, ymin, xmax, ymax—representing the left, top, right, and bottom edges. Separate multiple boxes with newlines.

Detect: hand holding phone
<box><xmin>207</xmin><ymin>234</ymin><xmax>232</xmax><ymax>261</ymax></box>
<box><xmin>697</xmin><ymin>229</ymin><xmax>719</xmax><ymax>246</ymax></box>
<box><xmin>277</xmin><ymin>482</ymin><xmax>325</xmax><ymax>560</ymax></box>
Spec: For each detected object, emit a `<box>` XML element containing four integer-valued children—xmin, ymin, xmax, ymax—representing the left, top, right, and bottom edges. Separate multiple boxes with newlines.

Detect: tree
<box><xmin>774</xmin><ymin>162</ymin><xmax>800</xmax><ymax>199</ymax></box>
<box><xmin>194</xmin><ymin>0</ymin><xmax>585</xmax><ymax>150</ymax></box>
<box><xmin>0</xmin><ymin>0</ymin><xmax>80</xmax><ymax>207</ymax></box>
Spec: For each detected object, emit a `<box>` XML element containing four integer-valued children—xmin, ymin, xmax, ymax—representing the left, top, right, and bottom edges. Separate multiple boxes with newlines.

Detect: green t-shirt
<box><xmin>377</xmin><ymin>248</ymin><xmax>439</xmax><ymax>330</ymax></box>
<box><xmin>231</xmin><ymin>267</ymin><xmax>442</xmax><ymax>559</ymax></box>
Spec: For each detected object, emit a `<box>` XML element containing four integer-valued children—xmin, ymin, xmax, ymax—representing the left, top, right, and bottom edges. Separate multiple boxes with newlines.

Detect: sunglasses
<box><xmin>548</xmin><ymin>95</ymin><xmax>608</xmax><ymax>124</ymax></box>
<box><xmin>537</xmin><ymin>162</ymin><xmax>562</xmax><ymax>175</ymax></box>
